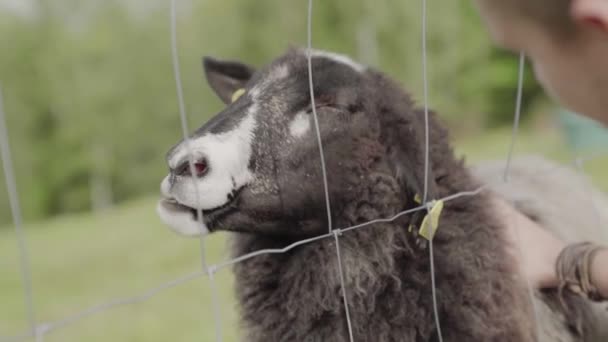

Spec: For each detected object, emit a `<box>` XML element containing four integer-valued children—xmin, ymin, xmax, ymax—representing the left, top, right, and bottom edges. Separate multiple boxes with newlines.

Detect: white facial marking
<box><xmin>157</xmin><ymin>199</ymin><xmax>209</xmax><ymax>236</ymax></box>
<box><xmin>309</xmin><ymin>49</ymin><xmax>366</xmax><ymax>73</ymax></box>
<box><xmin>289</xmin><ymin>111</ymin><xmax>310</xmax><ymax>138</ymax></box>
<box><xmin>167</xmin><ymin>106</ymin><xmax>257</xmax><ymax>210</ymax></box>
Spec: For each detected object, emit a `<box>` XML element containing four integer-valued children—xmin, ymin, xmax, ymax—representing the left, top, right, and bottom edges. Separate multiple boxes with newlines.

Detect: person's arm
<box><xmin>516</xmin><ymin>220</ymin><xmax>565</xmax><ymax>289</ymax></box>
<box><xmin>494</xmin><ymin>196</ymin><xmax>565</xmax><ymax>287</ymax></box>
<box><xmin>495</xmin><ymin>196</ymin><xmax>608</xmax><ymax>299</ymax></box>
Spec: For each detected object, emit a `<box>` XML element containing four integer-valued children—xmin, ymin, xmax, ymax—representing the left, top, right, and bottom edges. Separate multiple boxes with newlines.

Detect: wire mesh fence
<box><xmin>1</xmin><ymin>0</ymin><xmax>607</xmax><ymax>341</ymax></box>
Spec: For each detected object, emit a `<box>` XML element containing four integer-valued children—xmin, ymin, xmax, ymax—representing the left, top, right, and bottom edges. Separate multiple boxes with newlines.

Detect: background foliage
<box><xmin>0</xmin><ymin>0</ymin><xmax>551</xmax><ymax>225</ymax></box>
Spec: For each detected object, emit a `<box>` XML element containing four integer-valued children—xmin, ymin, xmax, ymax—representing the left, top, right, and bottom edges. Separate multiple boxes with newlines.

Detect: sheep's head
<box><xmin>157</xmin><ymin>49</ymin><xmax>437</xmax><ymax>237</ymax></box>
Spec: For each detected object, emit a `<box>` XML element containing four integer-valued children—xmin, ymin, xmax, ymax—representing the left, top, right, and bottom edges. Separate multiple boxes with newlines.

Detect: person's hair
<box><xmin>481</xmin><ymin>0</ymin><xmax>577</xmax><ymax>37</ymax></box>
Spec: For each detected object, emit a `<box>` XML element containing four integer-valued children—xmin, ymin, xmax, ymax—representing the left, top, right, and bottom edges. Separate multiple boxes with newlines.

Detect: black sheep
<box><xmin>157</xmin><ymin>48</ymin><xmax>607</xmax><ymax>341</ymax></box>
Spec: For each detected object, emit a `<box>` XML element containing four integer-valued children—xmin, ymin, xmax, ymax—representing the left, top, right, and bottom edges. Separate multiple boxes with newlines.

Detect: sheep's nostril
<box><xmin>173</xmin><ymin>158</ymin><xmax>209</xmax><ymax>177</ymax></box>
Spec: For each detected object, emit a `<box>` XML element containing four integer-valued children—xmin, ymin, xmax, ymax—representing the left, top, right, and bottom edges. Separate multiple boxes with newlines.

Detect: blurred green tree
<box><xmin>0</xmin><ymin>0</ymin><xmax>544</xmax><ymax>226</ymax></box>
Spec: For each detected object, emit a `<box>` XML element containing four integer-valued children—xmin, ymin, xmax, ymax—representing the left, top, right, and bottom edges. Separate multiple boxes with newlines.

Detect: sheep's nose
<box><xmin>171</xmin><ymin>157</ymin><xmax>209</xmax><ymax>178</ymax></box>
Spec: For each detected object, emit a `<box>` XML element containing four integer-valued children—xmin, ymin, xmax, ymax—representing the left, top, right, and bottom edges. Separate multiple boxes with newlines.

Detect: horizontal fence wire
<box><xmin>4</xmin><ymin>149</ymin><xmax>607</xmax><ymax>342</ymax></box>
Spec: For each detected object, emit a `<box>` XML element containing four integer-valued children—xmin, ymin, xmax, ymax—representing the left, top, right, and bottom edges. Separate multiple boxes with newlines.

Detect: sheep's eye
<box><xmin>174</xmin><ymin>159</ymin><xmax>208</xmax><ymax>177</ymax></box>
<box><xmin>305</xmin><ymin>104</ymin><xmax>338</xmax><ymax>114</ymax></box>
<box><xmin>194</xmin><ymin>161</ymin><xmax>208</xmax><ymax>176</ymax></box>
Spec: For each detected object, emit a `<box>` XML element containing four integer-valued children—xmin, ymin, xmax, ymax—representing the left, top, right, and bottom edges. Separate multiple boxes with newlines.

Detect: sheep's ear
<box><xmin>203</xmin><ymin>56</ymin><xmax>256</xmax><ymax>104</ymax></box>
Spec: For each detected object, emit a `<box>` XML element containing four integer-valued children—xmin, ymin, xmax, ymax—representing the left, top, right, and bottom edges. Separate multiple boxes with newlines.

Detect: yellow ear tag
<box><xmin>414</xmin><ymin>193</ymin><xmax>422</xmax><ymax>204</ymax></box>
<box><xmin>231</xmin><ymin>88</ymin><xmax>246</xmax><ymax>103</ymax></box>
<box><xmin>418</xmin><ymin>200</ymin><xmax>444</xmax><ymax>241</ymax></box>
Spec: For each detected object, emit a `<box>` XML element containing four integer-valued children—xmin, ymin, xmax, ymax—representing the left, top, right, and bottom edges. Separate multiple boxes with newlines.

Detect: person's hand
<box><xmin>491</xmin><ymin>196</ymin><xmax>565</xmax><ymax>288</ymax></box>
<box><xmin>494</xmin><ymin>196</ymin><xmax>608</xmax><ymax>301</ymax></box>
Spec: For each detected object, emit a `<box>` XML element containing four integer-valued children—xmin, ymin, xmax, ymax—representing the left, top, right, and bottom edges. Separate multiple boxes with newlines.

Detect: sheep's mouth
<box><xmin>158</xmin><ymin>186</ymin><xmax>243</xmax><ymax>235</ymax></box>
<box><xmin>160</xmin><ymin>198</ymin><xmax>200</xmax><ymax>218</ymax></box>
<box><xmin>166</xmin><ymin>191</ymin><xmax>239</xmax><ymax>218</ymax></box>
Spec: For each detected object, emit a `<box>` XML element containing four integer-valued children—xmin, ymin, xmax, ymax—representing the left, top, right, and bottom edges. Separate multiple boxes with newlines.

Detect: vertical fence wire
<box><xmin>306</xmin><ymin>0</ymin><xmax>333</xmax><ymax>235</ymax></box>
<box><xmin>503</xmin><ymin>53</ymin><xmax>525</xmax><ymax>182</ymax></box>
<box><xmin>420</xmin><ymin>1</ymin><xmax>430</xmax><ymax>205</ymax></box>
<box><xmin>307</xmin><ymin>1</ymin><xmax>354</xmax><ymax>340</ymax></box>
<box><xmin>0</xmin><ymin>86</ymin><xmax>38</xmax><ymax>339</ymax></box>
<box><xmin>206</xmin><ymin>270</ymin><xmax>223</xmax><ymax>342</ymax></box>
<box><xmin>169</xmin><ymin>1</ymin><xmax>223</xmax><ymax>341</ymax></box>
<box><xmin>333</xmin><ymin>232</ymin><xmax>356</xmax><ymax>342</ymax></box>
<box><xmin>170</xmin><ymin>0</ymin><xmax>208</xmax><ymax>269</ymax></box>
<box><xmin>501</xmin><ymin>53</ymin><xmax>541</xmax><ymax>341</ymax></box>
<box><xmin>419</xmin><ymin>1</ymin><xmax>444</xmax><ymax>341</ymax></box>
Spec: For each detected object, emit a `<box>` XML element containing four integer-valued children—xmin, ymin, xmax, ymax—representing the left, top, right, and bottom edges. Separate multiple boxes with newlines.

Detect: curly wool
<box><xmin>227</xmin><ymin>68</ymin><xmax>544</xmax><ymax>342</ymax></box>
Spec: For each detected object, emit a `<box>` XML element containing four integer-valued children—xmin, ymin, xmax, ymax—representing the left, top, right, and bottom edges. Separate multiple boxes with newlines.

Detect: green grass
<box><xmin>0</xmin><ymin>198</ymin><xmax>237</xmax><ymax>342</ymax></box>
<box><xmin>1</xmin><ymin>128</ymin><xmax>606</xmax><ymax>341</ymax></box>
